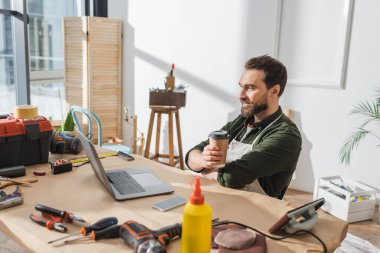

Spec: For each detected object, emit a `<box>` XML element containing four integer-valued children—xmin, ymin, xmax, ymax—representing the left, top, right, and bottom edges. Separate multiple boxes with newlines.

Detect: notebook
<box><xmin>77</xmin><ymin>130</ymin><xmax>174</xmax><ymax>200</ymax></box>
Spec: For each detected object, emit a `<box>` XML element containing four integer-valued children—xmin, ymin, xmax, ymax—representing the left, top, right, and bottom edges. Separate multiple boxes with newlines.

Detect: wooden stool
<box><xmin>144</xmin><ymin>106</ymin><xmax>184</xmax><ymax>169</ymax></box>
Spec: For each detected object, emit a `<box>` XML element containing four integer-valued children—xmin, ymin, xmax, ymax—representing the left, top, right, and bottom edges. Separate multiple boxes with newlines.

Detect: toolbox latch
<box><xmin>25</xmin><ymin>123</ymin><xmax>40</xmax><ymax>140</ymax></box>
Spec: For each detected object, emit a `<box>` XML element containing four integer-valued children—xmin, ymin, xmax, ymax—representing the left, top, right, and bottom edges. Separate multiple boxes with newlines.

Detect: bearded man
<box><xmin>185</xmin><ymin>55</ymin><xmax>302</xmax><ymax>199</ymax></box>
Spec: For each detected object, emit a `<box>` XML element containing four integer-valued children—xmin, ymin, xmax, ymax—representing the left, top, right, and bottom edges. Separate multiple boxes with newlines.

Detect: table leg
<box><xmin>155</xmin><ymin>112</ymin><xmax>162</xmax><ymax>161</ymax></box>
<box><xmin>168</xmin><ymin>111</ymin><xmax>174</xmax><ymax>166</ymax></box>
<box><xmin>144</xmin><ymin>110</ymin><xmax>155</xmax><ymax>158</ymax></box>
<box><xmin>175</xmin><ymin>111</ymin><xmax>184</xmax><ymax>170</ymax></box>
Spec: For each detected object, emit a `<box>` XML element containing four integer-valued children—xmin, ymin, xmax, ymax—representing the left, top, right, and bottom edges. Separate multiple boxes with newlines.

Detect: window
<box><xmin>28</xmin><ymin>0</ymin><xmax>78</xmax><ymax>120</ymax></box>
<box><xmin>0</xmin><ymin>0</ymin><xmax>16</xmax><ymax>114</ymax></box>
<box><xmin>0</xmin><ymin>0</ymin><xmax>80</xmax><ymax>119</ymax></box>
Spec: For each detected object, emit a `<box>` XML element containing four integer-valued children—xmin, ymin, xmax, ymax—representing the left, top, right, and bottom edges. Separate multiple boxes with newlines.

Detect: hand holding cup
<box><xmin>206</xmin><ymin>130</ymin><xmax>229</xmax><ymax>168</ymax></box>
<box><xmin>201</xmin><ymin>145</ymin><xmax>224</xmax><ymax>169</ymax></box>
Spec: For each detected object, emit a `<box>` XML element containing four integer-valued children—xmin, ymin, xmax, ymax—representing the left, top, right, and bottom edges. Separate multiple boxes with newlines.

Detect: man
<box><xmin>185</xmin><ymin>55</ymin><xmax>302</xmax><ymax>199</ymax></box>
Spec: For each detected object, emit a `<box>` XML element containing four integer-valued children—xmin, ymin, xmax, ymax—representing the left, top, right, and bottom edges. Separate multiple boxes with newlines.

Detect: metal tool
<box><xmin>63</xmin><ymin>224</ymin><xmax>121</xmax><ymax>244</ymax></box>
<box><xmin>30</xmin><ymin>214</ymin><xmax>67</xmax><ymax>233</ymax></box>
<box><xmin>35</xmin><ymin>204</ymin><xmax>86</xmax><ymax>223</ymax></box>
<box><xmin>119</xmin><ymin>220</ymin><xmax>182</xmax><ymax>253</ymax></box>
<box><xmin>0</xmin><ymin>186</ymin><xmax>23</xmax><ymax>210</ymax></box>
<box><xmin>48</xmin><ymin>216</ymin><xmax>118</xmax><ymax>244</ymax></box>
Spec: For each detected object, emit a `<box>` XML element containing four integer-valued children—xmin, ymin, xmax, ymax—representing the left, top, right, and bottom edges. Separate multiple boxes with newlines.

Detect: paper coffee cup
<box><xmin>208</xmin><ymin>130</ymin><xmax>229</xmax><ymax>168</ymax></box>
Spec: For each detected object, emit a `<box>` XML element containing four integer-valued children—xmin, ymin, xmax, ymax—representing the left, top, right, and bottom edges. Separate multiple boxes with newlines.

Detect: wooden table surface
<box><xmin>0</xmin><ymin>152</ymin><xmax>348</xmax><ymax>253</ymax></box>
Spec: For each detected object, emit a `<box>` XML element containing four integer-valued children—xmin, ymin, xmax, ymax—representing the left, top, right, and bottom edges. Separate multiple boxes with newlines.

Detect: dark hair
<box><xmin>245</xmin><ymin>55</ymin><xmax>287</xmax><ymax>96</ymax></box>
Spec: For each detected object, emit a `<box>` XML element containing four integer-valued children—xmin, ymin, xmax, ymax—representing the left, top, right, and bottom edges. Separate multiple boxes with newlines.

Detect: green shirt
<box><xmin>185</xmin><ymin>107</ymin><xmax>302</xmax><ymax>199</ymax></box>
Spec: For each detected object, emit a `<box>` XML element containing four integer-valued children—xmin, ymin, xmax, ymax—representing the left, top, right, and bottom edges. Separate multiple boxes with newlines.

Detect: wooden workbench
<box><xmin>0</xmin><ymin>152</ymin><xmax>347</xmax><ymax>252</ymax></box>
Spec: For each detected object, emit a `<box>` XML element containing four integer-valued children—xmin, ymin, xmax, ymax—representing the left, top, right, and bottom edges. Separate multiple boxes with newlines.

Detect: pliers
<box><xmin>30</xmin><ymin>214</ymin><xmax>67</xmax><ymax>232</ymax></box>
<box><xmin>30</xmin><ymin>204</ymin><xmax>86</xmax><ymax>233</ymax></box>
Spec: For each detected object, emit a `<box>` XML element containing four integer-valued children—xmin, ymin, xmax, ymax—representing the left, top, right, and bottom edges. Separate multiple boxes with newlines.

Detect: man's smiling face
<box><xmin>239</xmin><ymin>69</ymin><xmax>269</xmax><ymax>118</ymax></box>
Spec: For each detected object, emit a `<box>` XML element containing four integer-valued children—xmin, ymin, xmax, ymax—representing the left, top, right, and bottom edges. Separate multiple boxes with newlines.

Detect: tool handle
<box><xmin>7</xmin><ymin>178</ymin><xmax>31</xmax><ymax>186</ymax></box>
<box><xmin>120</xmin><ymin>221</ymin><xmax>154</xmax><ymax>250</ymax></box>
<box><xmin>81</xmin><ymin>217</ymin><xmax>118</xmax><ymax>235</ymax></box>
<box><xmin>30</xmin><ymin>214</ymin><xmax>47</xmax><ymax>227</ymax></box>
<box><xmin>5</xmin><ymin>177</ymin><xmax>38</xmax><ymax>189</ymax></box>
<box><xmin>91</xmin><ymin>224</ymin><xmax>121</xmax><ymax>241</ymax></box>
<box><xmin>0</xmin><ymin>181</ymin><xmax>15</xmax><ymax>189</ymax></box>
<box><xmin>154</xmin><ymin>223</ymin><xmax>182</xmax><ymax>246</ymax></box>
<box><xmin>35</xmin><ymin>204</ymin><xmax>65</xmax><ymax>218</ymax></box>
<box><xmin>50</xmin><ymin>217</ymin><xmax>117</xmax><ymax>244</ymax></box>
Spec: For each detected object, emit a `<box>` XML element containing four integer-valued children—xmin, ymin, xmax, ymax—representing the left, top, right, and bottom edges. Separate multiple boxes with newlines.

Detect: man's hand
<box><xmin>187</xmin><ymin>145</ymin><xmax>225</xmax><ymax>172</ymax></box>
<box><xmin>201</xmin><ymin>145</ymin><xmax>224</xmax><ymax>169</ymax></box>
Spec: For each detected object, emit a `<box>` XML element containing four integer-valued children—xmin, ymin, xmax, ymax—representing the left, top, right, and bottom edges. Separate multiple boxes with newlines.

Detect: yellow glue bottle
<box><xmin>181</xmin><ymin>177</ymin><xmax>212</xmax><ymax>253</ymax></box>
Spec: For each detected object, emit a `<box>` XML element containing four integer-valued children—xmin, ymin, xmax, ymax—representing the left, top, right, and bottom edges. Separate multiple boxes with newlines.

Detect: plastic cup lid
<box><xmin>209</xmin><ymin>130</ymin><xmax>229</xmax><ymax>139</ymax></box>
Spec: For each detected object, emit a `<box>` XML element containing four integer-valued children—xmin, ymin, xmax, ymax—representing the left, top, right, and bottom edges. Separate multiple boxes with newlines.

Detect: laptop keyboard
<box><xmin>107</xmin><ymin>171</ymin><xmax>146</xmax><ymax>195</ymax></box>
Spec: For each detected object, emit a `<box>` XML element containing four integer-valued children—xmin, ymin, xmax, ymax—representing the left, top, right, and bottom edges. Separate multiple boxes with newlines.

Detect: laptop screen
<box><xmin>76</xmin><ymin>130</ymin><xmax>114</xmax><ymax>194</ymax></box>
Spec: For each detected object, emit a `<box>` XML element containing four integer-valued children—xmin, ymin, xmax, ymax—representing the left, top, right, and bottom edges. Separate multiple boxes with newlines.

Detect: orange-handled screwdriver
<box><xmin>63</xmin><ymin>224</ymin><xmax>121</xmax><ymax>244</ymax></box>
<box><xmin>48</xmin><ymin>217</ymin><xmax>118</xmax><ymax>244</ymax></box>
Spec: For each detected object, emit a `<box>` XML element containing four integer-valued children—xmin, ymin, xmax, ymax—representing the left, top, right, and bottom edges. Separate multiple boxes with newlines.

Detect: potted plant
<box><xmin>339</xmin><ymin>88</ymin><xmax>380</xmax><ymax>165</ymax></box>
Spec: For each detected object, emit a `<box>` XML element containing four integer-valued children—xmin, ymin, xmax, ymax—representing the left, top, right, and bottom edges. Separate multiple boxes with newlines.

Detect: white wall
<box><xmin>281</xmin><ymin>0</ymin><xmax>380</xmax><ymax>193</ymax></box>
<box><xmin>107</xmin><ymin>0</ymin><xmax>135</xmax><ymax>148</ymax></box>
<box><xmin>109</xmin><ymin>0</ymin><xmax>380</xmax><ymax>193</ymax></box>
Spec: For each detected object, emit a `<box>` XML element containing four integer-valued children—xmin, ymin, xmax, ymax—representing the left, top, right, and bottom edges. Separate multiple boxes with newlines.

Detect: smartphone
<box><xmin>152</xmin><ymin>196</ymin><xmax>187</xmax><ymax>212</ymax></box>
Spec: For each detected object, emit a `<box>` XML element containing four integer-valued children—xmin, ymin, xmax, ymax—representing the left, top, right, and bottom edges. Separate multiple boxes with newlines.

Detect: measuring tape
<box><xmin>70</xmin><ymin>152</ymin><xmax>118</xmax><ymax>164</ymax></box>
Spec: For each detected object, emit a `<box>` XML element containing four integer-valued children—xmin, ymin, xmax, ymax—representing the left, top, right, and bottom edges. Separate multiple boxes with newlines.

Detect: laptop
<box><xmin>77</xmin><ymin>130</ymin><xmax>174</xmax><ymax>200</ymax></box>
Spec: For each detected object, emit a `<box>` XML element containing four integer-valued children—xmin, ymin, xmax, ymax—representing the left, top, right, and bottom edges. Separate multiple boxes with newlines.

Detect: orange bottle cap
<box><xmin>190</xmin><ymin>177</ymin><xmax>204</xmax><ymax>205</ymax></box>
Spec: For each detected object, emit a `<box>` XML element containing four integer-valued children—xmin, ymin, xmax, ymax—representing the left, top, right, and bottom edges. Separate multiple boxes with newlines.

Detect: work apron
<box><xmin>225</xmin><ymin>114</ymin><xmax>282</xmax><ymax>196</ymax></box>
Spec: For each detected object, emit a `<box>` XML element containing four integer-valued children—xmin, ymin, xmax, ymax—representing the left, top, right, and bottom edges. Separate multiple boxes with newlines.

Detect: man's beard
<box><xmin>241</xmin><ymin>102</ymin><xmax>268</xmax><ymax>118</ymax></box>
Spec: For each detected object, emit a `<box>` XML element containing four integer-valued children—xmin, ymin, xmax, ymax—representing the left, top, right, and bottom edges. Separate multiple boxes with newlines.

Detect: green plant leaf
<box><xmin>339</xmin><ymin>128</ymin><xmax>369</xmax><ymax>166</ymax></box>
<box><xmin>351</xmin><ymin>100</ymin><xmax>380</xmax><ymax>128</ymax></box>
<box><xmin>340</xmin><ymin>87</ymin><xmax>380</xmax><ymax>166</ymax></box>
<box><xmin>376</xmin><ymin>87</ymin><xmax>380</xmax><ymax>105</ymax></box>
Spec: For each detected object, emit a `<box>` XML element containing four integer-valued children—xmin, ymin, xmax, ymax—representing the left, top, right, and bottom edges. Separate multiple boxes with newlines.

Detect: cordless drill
<box><xmin>119</xmin><ymin>220</ymin><xmax>182</xmax><ymax>253</ymax></box>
